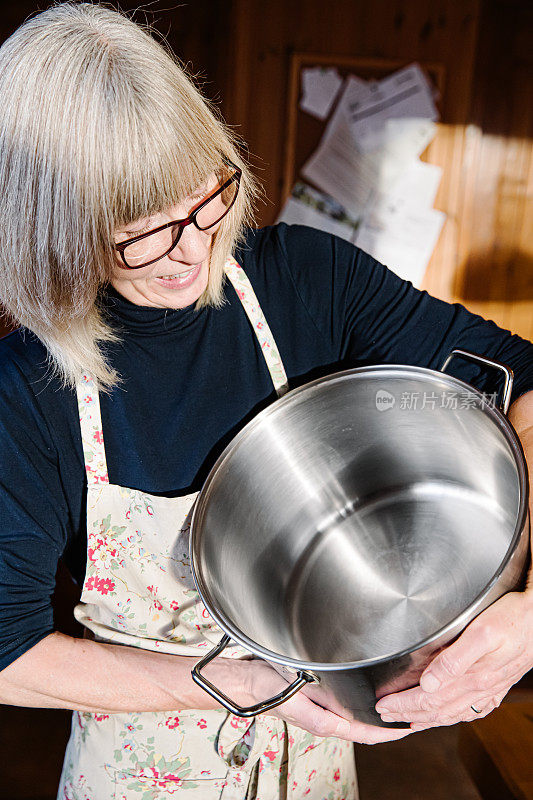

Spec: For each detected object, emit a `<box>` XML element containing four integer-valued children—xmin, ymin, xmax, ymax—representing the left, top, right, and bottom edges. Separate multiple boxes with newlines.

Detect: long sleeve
<box><xmin>0</xmin><ymin>350</ymin><xmax>71</xmax><ymax>670</ymax></box>
<box><xmin>275</xmin><ymin>224</ymin><xmax>533</xmax><ymax>400</ymax></box>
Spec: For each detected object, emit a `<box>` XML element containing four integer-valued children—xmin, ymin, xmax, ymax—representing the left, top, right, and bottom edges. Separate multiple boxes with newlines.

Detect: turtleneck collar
<box><xmin>97</xmin><ymin>283</ymin><xmax>207</xmax><ymax>336</ymax></box>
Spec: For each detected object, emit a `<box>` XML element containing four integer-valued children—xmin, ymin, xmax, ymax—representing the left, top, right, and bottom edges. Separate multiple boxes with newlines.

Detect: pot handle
<box><xmin>191</xmin><ymin>634</ymin><xmax>317</xmax><ymax>718</ymax></box>
<box><xmin>440</xmin><ymin>348</ymin><xmax>514</xmax><ymax>415</ymax></box>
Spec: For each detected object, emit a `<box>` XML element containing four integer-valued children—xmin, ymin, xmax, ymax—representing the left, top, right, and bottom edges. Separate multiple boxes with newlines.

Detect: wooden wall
<box><xmin>221</xmin><ymin>0</ymin><xmax>533</xmax><ymax>342</ymax></box>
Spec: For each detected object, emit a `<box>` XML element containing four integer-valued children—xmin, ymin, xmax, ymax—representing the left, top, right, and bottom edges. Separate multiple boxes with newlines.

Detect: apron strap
<box><xmin>224</xmin><ymin>256</ymin><xmax>289</xmax><ymax>397</ymax></box>
<box><xmin>76</xmin><ymin>374</ymin><xmax>109</xmax><ymax>486</ymax></box>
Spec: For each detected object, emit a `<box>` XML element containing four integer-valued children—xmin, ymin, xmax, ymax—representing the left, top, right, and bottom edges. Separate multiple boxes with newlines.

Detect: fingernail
<box><xmin>335</xmin><ymin>718</ymin><xmax>351</xmax><ymax>738</ymax></box>
<box><xmin>420</xmin><ymin>673</ymin><xmax>440</xmax><ymax>693</ymax></box>
<box><xmin>380</xmin><ymin>715</ymin><xmax>395</xmax><ymax>722</ymax></box>
<box><xmin>375</xmin><ymin>704</ymin><xmax>390</xmax><ymax>714</ymax></box>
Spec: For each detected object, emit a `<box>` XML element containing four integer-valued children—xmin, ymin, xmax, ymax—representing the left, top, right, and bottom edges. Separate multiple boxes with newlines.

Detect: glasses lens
<box><xmin>196</xmin><ymin>177</ymin><xmax>238</xmax><ymax>231</ymax></box>
<box><xmin>120</xmin><ymin>169</ymin><xmax>239</xmax><ymax>268</ymax></box>
<box><xmin>123</xmin><ymin>227</ymin><xmax>175</xmax><ymax>268</ymax></box>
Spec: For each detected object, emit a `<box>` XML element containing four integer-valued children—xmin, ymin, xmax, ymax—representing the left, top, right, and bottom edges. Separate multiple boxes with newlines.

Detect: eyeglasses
<box><xmin>115</xmin><ymin>160</ymin><xmax>242</xmax><ymax>269</ymax></box>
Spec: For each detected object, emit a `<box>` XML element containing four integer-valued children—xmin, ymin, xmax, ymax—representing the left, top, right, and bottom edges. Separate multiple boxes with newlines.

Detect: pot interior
<box><xmin>192</xmin><ymin>368</ymin><xmax>522</xmax><ymax>665</ymax></box>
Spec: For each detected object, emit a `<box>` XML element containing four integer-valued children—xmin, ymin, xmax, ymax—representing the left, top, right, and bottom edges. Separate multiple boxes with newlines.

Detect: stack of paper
<box><xmin>277</xmin><ymin>63</ymin><xmax>446</xmax><ymax>287</ymax></box>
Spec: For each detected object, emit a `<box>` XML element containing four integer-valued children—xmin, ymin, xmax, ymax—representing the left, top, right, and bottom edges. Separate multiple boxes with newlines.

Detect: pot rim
<box><xmin>190</xmin><ymin>363</ymin><xmax>530</xmax><ymax>671</ymax></box>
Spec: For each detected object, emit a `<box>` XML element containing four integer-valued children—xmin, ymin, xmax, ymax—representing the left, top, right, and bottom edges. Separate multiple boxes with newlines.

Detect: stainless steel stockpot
<box><xmin>190</xmin><ymin>350</ymin><xmax>530</xmax><ymax>727</ymax></box>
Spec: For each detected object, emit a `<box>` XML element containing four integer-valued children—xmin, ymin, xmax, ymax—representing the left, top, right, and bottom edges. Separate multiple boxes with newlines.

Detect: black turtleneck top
<box><xmin>0</xmin><ymin>223</ymin><xmax>532</xmax><ymax>670</ymax></box>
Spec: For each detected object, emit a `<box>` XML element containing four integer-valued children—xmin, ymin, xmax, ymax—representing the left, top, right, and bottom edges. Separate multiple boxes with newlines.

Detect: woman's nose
<box><xmin>169</xmin><ymin>224</ymin><xmax>210</xmax><ymax>264</ymax></box>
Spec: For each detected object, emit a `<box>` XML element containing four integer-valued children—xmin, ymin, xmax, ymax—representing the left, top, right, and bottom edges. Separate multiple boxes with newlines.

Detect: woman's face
<box><xmin>112</xmin><ymin>178</ymin><xmax>218</xmax><ymax>309</ymax></box>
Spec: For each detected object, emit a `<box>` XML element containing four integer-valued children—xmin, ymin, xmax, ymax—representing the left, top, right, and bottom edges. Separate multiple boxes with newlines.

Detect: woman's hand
<box><xmin>245</xmin><ymin>659</ymin><xmax>413</xmax><ymax>745</ymax></box>
<box><xmin>375</xmin><ymin>590</ymin><xmax>533</xmax><ymax>730</ymax></box>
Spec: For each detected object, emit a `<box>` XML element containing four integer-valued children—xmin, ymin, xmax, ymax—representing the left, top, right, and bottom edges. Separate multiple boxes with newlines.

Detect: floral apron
<box><xmin>58</xmin><ymin>258</ymin><xmax>358</xmax><ymax>800</ymax></box>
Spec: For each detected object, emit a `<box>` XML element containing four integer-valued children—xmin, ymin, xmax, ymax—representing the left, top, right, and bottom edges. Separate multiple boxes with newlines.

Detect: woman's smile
<box><xmin>154</xmin><ymin>263</ymin><xmax>202</xmax><ymax>287</ymax></box>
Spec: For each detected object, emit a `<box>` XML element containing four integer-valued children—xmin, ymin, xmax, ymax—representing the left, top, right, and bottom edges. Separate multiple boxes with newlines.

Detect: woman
<box><xmin>0</xmin><ymin>4</ymin><xmax>530</xmax><ymax>800</ymax></box>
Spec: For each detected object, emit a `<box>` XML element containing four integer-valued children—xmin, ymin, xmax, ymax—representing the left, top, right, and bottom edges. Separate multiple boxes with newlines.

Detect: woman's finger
<box><xmin>273</xmin><ymin>691</ymin><xmax>412</xmax><ymax>744</ymax></box>
<box><xmin>386</xmin><ymin>692</ymin><xmax>501</xmax><ymax>726</ymax></box>
<box><xmin>409</xmin><ymin>693</ymin><xmax>506</xmax><ymax>730</ymax></box>
<box><xmin>418</xmin><ymin>618</ymin><xmax>500</xmax><ymax>694</ymax></box>
<box><xmin>377</xmin><ymin>661</ymin><xmax>516</xmax><ymax>722</ymax></box>
<box><xmin>419</xmin><ymin>591</ymin><xmax>533</xmax><ymax>695</ymax></box>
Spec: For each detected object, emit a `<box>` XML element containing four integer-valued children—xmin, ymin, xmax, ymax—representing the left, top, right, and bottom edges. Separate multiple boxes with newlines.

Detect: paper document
<box><xmin>347</xmin><ymin>63</ymin><xmax>439</xmax><ymax>151</ymax></box>
<box><xmin>378</xmin><ymin>159</ymin><xmax>442</xmax><ymax>211</ymax></box>
<box><xmin>354</xmin><ymin>201</ymin><xmax>445</xmax><ymax>286</ymax></box>
<box><xmin>277</xmin><ymin>198</ymin><xmax>356</xmax><ymax>243</ymax></box>
<box><xmin>365</xmin><ymin>116</ymin><xmax>437</xmax><ymax>160</ymax></box>
<box><xmin>289</xmin><ymin>62</ymin><xmax>444</xmax><ymax>286</ymax></box>
<box><xmin>301</xmin><ymin>73</ymin><xmax>438</xmax><ymax>216</ymax></box>
<box><xmin>301</xmin><ymin>77</ymin><xmax>381</xmax><ymax>216</ymax></box>
<box><xmin>300</xmin><ymin>67</ymin><xmax>343</xmax><ymax>120</ymax></box>
<box><xmin>276</xmin><ymin>182</ymin><xmax>359</xmax><ymax>244</ymax></box>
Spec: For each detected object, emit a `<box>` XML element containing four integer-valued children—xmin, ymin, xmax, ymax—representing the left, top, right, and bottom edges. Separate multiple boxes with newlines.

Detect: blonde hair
<box><xmin>0</xmin><ymin>2</ymin><xmax>257</xmax><ymax>389</ymax></box>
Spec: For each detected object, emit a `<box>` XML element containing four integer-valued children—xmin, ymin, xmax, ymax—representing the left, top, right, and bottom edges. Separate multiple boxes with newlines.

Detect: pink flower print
<box><xmin>170</xmin><ymin>600</ymin><xmax>180</xmax><ymax>611</ymax></box>
<box><xmin>93</xmin><ymin>430</ymin><xmax>103</xmax><ymax>444</ymax></box>
<box><xmin>166</xmin><ymin>716</ymin><xmax>180</xmax><ymax>729</ymax></box>
<box><xmin>200</xmin><ymin>770</ymin><xmax>211</xmax><ymax>776</ymax></box>
<box><xmin>230</xmin><ymin>716</ymin><xmax>247</xmax><ymax>730</ymax></box>
<box><xmin>136</xmin><ymin>767</ymin><xmax>183</xmax><ymax>791</ymax></box>
<box><xmin>288</xmin><ymin>735</ymin><xmax>295</xmax><ymax>746</ymax></box>
<box><xmin>263</xmin><ymin>750</ymin><xmax>277</xmax><ymax>762</ymax></box>
<box><xmin>334</xmin><ymin>768</ymin><xmax>340</xmax><ymax>781</ymax></box>
<box><xmin>147</xmin><ymin>585</ymin><xmax>155</xmax><ymax>594</ymax></box>
<box><xmin>153</xmin><ymin>599</ymin><xmax>163</xmax><ymax>611</ymax></box>
<box><xmin>256</xmin><ymin>320</ymin><xmax>264</xmax><ymax>330</ymax></box>
<box><xmin>85</xmin><ymin>576</ymin><xmax>96</xmax><ymax>591</ymax></box>
<box><xmin>126</xmin><ymin>724</ymin><xmax>135</xmax><ymax>732</ymax></box>
<box><xmin>97</xmin><ymin>577</ymin><xmax>115</xmax><ymax>595</ymax></box>
<box><xmin>87</xmin><ymin>542</ymin><xmax>100</xmax><ymax>563</ymax></box>
<box><xmin>83</xmin><ymin>395</ymin><xmax>93</xmax><ymax>404</ymax></box>
<box><xmin>88</xmin><ymin>532</ymin><xmax>119</xmax><ymax>573</ymax></box>
<box><xmin>237</xmin><ymin>289</ymin><xmax>245</xmax><ymax>300</ymax></box>
<box><xmin>146</xmin><ymin>505</ymin><xmax>154</xmax><ymax>516</ymax></box>
<box><xmin>197</xmin><ymin>718</ymin><xmax>207</xmax><ymax>729</ymax></box>
<box><xmin>308</xmin><ymin>770</ymin><xmax>317</xmax><ymax>782</ymax></box>
<box><xmin>93</xmin><ymin>713</ymin><xmax>109</xmax><ymax>722</ymax></box>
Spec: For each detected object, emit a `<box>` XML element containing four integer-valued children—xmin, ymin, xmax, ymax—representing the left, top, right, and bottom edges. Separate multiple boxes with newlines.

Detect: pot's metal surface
<box><xmin>190</xmin><ymin>351</ymin><xmax>530</xmax><ymax>727</ymax></box>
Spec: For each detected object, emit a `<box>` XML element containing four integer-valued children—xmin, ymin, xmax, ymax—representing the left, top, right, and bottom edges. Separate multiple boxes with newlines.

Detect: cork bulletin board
<box><xmin>282</xmin><ymin>52</ymin><xmax>446</xmax><ymax>204</ymax></box>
